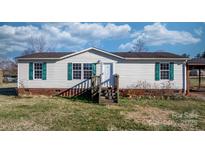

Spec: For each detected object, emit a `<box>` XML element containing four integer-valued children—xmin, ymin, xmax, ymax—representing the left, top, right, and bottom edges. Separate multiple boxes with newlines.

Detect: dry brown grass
<box><xmin>122</xmin><ymin>105</ymin><xmax>175</xmax><ymax>126</ymax></box>
<box><xmin>121</xmin><ymin>105</ymin><xmax>200</xmax><ymax>130</ymax></box>
<box><xmin>0</xmin><ymin>93</ymin><xmax>204</xmax><ymax>130</ymax></box>
<box><xmin>0</xmin><ymin>83</ymin><xmax>17</xmax><ymax>88</ymax></box>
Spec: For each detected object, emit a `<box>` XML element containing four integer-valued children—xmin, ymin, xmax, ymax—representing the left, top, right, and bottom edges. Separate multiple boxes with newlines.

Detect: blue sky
<box><xmin>0</xmin><ymin>22</ymin><xmax>204</xmax><ymax>59</ymax></box>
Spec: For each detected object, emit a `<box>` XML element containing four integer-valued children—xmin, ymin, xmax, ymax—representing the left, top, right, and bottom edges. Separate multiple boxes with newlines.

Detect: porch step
<box><xmin>58</xmin><ymin>74</ymin><xmax>119</xmax><ymax>104</ymax></box>
<box><xmin>101</xmin><ymin>88</ymin><xmax>116</xmax><ymax>100</ymax></box>
<box><xmin>100</xmin><ymin>96</ymin><xmax>115</xmax><ymax>104</ymax></box>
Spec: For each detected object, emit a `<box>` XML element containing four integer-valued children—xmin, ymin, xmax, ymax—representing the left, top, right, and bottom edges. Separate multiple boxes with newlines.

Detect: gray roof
<box><xmin>17</xmin><ymin>52</ymin><xmax>73</xmax><ymax>59</ymax></box>
<box><xmin>113</xmin><ymin>51</ymin><xmax>186</xmax><ymax>58</ymax></box>
<box><xmin>16</xmin><ymin>50</ymin><xmax>186</xmax><ymax>60</ymax></box>
<box><xmin>188</xmin><ymin>58</ymin><xmax>205</xmax><ymax>65</ymax></box>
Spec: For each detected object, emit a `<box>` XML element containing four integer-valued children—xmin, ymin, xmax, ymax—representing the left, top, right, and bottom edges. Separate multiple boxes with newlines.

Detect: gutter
<box><xmin>17</xmin><ymin>57</ymin><xmax>189</xmax><ymax>61</ymax></box>
<box><xmin>124</xmin><ymin>58</ymin><xmax>189</xmax><ymax>60</ymax></box>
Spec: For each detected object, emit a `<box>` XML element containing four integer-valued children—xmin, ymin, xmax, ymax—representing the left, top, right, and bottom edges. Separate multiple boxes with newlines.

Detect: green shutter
<box><xmin>155</xmin><ymin>62</ymin><xmax>160</xmax><ymax>81</ymax></box>
<box><xmin>169</xmin><ymin>62</ymin><xmax>174</xmax><ymax>80</ymax></box>
<box><xmin>29</xmin><ymin>62</ymin><xmax>33</xmax><ymax>80</ymax></box>
<box><xmin>67</xmin><ymin>63</ymin><xmax>72</xmax><ymax>80</ymax></box>
<box><xmin>42</xmin><ymin>63</ymin><xmax>47</xmax><ymax>80</ymax></box>
<box><xmin>92</xmin><ymin>63</ymin><xmax>96</xmax><ymax>76</ymax></box>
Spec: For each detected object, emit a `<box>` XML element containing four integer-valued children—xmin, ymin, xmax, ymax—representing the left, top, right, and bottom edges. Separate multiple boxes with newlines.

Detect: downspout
<box><xmin>185</xmin><ymin>59</ymin><xmax>190</xmax><ymax>96</ymax></box>
<box><xmin>183</xmin><ymin>60</ymin><xmax>187</xmax><ymax>95</ymax></box>
<box><xmin>100</xmin><ymin>60</ymin><xmax>103</xmax><ymax>85</ymax></box>
<box><xmin>17</xmin><ymin>63</ymin><xmax>19</xmax><ymax>88</ymax></box>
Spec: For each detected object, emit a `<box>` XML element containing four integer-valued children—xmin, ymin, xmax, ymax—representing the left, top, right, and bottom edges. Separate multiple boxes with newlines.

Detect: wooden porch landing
<box><xmin>57</xmin><ymin>74</ymin><xmax>119</xmax><ymax>104</ymax></box>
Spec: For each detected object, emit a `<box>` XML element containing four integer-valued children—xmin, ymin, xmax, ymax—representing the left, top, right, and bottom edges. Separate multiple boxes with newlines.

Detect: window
<box><xmin>73</xmin><ymin>63</ymin><xmax>81</xmax><ymax>79</ymax></box>
<box><xmin>160</xmin><ymin>63</ymin><xmax>169</xmax><ymax>80</ymax></box>
<box><xmin>34</xmin><ymin>63</ymin><xmax>43</xmax><ymax>79</ymax></box>
<box><xmin>83</xmin><ymin>63</ymin><xmax>92</xmax><ymax>79</ymax></box>
<box><xmin>72</xmin><ymin>63</ymin><xmax>93</xmax><ymax>80</ymax></box>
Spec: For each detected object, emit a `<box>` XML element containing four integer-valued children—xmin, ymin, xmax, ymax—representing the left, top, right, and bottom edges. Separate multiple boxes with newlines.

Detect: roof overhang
<box><xmin>187</xmin><ymin>58</ymin><xmax>205</xmax><ymax>66</ymax></box>
<box><xmin>124</xmin><ymin>58</ymin><xmax>189</xmax><ymax>60</ymax></box>
<box><xmin>16</xmin><ymin>47</ymin><xmax>189</xmax><ymax>61</ymax></box>
<box><xmin>16</xmin><ymin>47</ymin><xmax>124</xmax><ymax>61</ymax></box>
<box><xmin>59</xmin><ymin>47</ymin><xmax>124</xmax><ymax>60</ymax></box>
<box><xmin>17</xmin><ymin>58</ymin><xmax>60</xmax><ymax>60</ymax></box>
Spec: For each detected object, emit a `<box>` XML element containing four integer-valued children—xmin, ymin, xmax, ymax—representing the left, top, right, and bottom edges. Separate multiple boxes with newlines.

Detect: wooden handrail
<box><xmin>58</xmin><ymin>78</ymin><xmax>92</xmax><ymax>97</ymax></box>
<box><xmin>58</xmin><ymin>75</ymin><xmax>102</xmax><ymax>98</ymax></box>
<box><xmin>58</xmin><ymin>74</ymin><xmax>119</xmax><ymax>104</ymax></box>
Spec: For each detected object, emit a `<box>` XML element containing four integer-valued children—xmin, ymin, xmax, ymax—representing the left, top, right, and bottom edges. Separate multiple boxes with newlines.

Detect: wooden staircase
<box><xmin>100</xmin><ymin>87</ymin><xmax>118</xmax><ymax>104</ymax></box>
<box><xmin>57</xmin><ymin>74</ymin><xmax>119</xmax><ymax>104</ymax></box>
<box><xmin>58</xmin><ymin>78</ymin><xmax>92</xmax><ymax>98</ymax></box>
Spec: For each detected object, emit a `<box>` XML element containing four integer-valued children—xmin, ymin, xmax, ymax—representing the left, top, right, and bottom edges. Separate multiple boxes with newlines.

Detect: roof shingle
<box><xmin>16</xmin><ymin>50</ymin><xmax>186</xmax><ymax>59</ymax></box>
<box><xmin>112</xmin><ymin>52</ymin><xmax>186</xmax><ymax>58</ymax></box>
<box><xmin>188</xmin><ymin>58</ymin><xmax>205</xmax><ymax>65</ymax></box>
<box><xmin>17</xmin><ymin>52</ymin><xmax>73</xmax><ymax>59</ymax></box>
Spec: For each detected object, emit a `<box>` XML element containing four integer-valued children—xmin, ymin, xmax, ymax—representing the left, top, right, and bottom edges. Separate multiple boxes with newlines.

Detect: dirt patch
<box><xmin>121</xmin><ymin>105</ymin><xmax>199</xmax><ymax>130</ymax></box>
<box><xmin>190</xmin><ymin>91</ymin><xmax>205</xmax><ymax>101</ymax></box>
<box><xmin>0</xmin><ymin>120</ymin><xmax>48</xmax><ymax>131</ymax></box>
<box><xmin>106</xmin><ymin>104</ymin><xmax>124</xmax><ymax>110</ymax></box>
<box><xmin>122</xmin><ymin>105</ymin><xmax>175</xmax><ymax>126</ymax></box>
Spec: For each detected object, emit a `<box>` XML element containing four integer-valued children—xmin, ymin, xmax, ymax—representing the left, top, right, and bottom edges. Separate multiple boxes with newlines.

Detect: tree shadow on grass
<box><xmin>59</xmin><ymin>94</ymin><xmax>100</xmax><ymax>105</ymax></box>
<box><xmin>0</xmin><ymin>87</ymin><xmax>17</xmax><ymax>96</ymax></box>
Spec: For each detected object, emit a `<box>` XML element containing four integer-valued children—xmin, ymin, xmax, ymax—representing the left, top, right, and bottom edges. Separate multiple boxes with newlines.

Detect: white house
<box><xmin>16</xmin><ymin>47</ymin><xmax>188</xmax><ymax>96</ymax></box>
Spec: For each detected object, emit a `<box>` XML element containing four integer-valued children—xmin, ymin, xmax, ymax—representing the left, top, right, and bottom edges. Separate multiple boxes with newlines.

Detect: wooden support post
<box><xmin>186</xmin><ymin>64</ymin><xmax>190</xmax><ymax>95</ymax></box>
<box><xmin>199</xmin><ymin>68</ymin><xmax>201</xmax><ymax>89</ymax></box>
<box><xmin>91</xmin><ymin>76</ymin><xmax>94</xmax><ymax>100</ymax></box>
<box><xmin>114</xmin><ymin>74</ymin><xmax>119</xmax><ymax>103</ymax></box>
<box><xmin>98</xmin><ymin>76</ymin><xmax>101</xmax><ymax>103</ymax></box>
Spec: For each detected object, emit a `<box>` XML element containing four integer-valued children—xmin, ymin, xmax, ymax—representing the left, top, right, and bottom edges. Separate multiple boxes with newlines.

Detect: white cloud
<box><xmin>53</xmin><ymin>22</ymin><xmax>131</xmax><ymax>39</ymax></box>
<box><xmin>119</xmin><ymin>22</ymin><xmax>200</xmax><ymax>50</ymax></box>
<box><xmin>0</xmin><ymin>25</ymin><xmax>39</xmax><ymax>53</ymax></box>
<box><xmin>194</xmin><ymin>27</ymin><xmax>203</xmax><ymax>36</ymax></box>
<box><xmin>0</xmin><ymin>22</ymin><xmax>131</xmax><ymax>55</ymax></box>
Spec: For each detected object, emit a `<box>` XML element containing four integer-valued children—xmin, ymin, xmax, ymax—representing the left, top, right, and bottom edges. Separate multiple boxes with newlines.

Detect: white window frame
<box><xmin>160</xmin><ymin>62</ymin><xmax>170</xmax><ymax>80</ymax></box>
<box><xmin>83</xmin><ymin>63</ymin><xmax>93</xmax><ymax>79</ymax></box>
<box><xmin>33</xmin><ymin>62</ymin><xmax>43</xmax><ymax>80</ymax></box>
<box><xmin>72</xmin><ymin>63</ymin><xmax>82</xmax><ymax>80</ymax></box>
<box><xmin>72</xmin><ymin>63</ymin><xmax>93</xmax><ymax>80</ymax></box>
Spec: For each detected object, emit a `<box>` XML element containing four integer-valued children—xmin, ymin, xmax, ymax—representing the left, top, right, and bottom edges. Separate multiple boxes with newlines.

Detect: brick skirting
<box><xmin>18</xmin><ymin>88</ymin><xmax>183</xmax><ymax>97</ymax></box>
<box><xmin>120</xmin><ymin>89</ymin><xmax>183</xmax><ymax>97</ymax></box>
<box><xmin>18</xmin><ymin>88</ymin><xmax>67</xmax><ymax>96</ymax></box>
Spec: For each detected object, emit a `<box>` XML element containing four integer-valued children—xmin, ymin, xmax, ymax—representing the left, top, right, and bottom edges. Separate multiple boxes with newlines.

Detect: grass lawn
<box><xmin>0</xmin><ymin>94</ymin><xmax>204</xmax><ymax>131</ymax></box>
<box><xmin>0</xmin><ymin>83</ymin><xmax>17</xmax><ymax>88</ymax></box>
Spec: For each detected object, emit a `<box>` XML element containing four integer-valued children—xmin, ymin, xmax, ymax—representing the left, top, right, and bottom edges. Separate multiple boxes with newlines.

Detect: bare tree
<box><xmin>201</xmin><ymin>51</ymin><xmax>205</xmax><ymax>58</ymax></box>
<box><xmin>0</xmin><ymin>58</ymin><xmax>17</xmax><ymax>76</ymax></box>
<box><xmin>22</xmin><ymin>35</ymin><xmax>55</xmax><ymax>55</ymax></box>
<box><xmin>196</xmin><ymin>53</ymin><xmax>201</xmax><ymax>58</ymax></box>
<box><xmin>195</xmin><ymin>50</ymin><xmax>205</xmax><ymax>58</ymax></box>
<box><xmin>181</xmin><ymin>53</ymin><xmax>190</xmax><ymax>58</ymax></box>
<box><xmin>131</xmin><ymin>39</ymin><xmax>147</xmax><ymax>52</ymax></box>
<box><xmin>28</xmin><ymin>35</ymin><xmax>46</xmax><ymax>52</ymax></box>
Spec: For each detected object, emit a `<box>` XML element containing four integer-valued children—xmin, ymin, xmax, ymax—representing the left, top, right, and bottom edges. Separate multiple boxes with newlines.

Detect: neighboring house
<box><xmin>3</xmin><ymin>70</ymin><xmax>17</xmax><ymax>83</ymax></box>
<box><xmin>16</xmin><ymin>47</ymin><xmax>188</xmax><ymax>96</ymax></box>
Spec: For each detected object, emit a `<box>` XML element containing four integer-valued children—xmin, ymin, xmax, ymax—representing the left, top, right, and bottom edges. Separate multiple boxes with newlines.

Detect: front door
<box><xmin>102</xmin><ymin>63</ymin><xmax>113</xmax><ymax>87</ymax></box>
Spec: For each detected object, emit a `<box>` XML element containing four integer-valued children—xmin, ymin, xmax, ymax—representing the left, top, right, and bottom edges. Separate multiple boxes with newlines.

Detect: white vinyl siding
<box><xmin>115</xmin><ymin>61</ymin><xmax>183</xmax><ymax>89</ymax></box>
<box><xmin>17</xmin><ymin>49</ymin><xmax>185</xmax><ymax>90</ymax></box>
<box><xmin>18</xmin><ymin>49</ymin><xmax>116</xmax><ymax>88</ymax></box>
